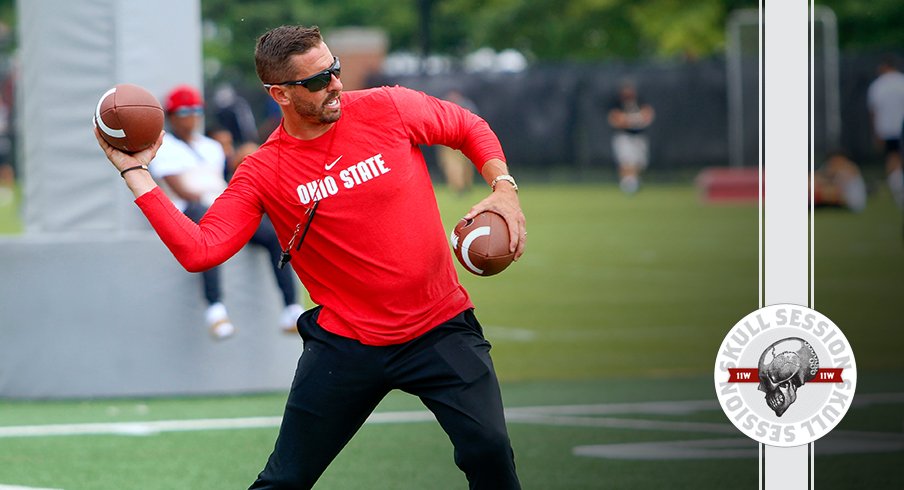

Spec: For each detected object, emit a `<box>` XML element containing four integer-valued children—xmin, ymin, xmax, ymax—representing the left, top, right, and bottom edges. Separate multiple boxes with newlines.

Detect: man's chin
<box><xmin>320</xmin><ymin>110</ymin><xmax>341</xmax><ymax>124</ymax></box>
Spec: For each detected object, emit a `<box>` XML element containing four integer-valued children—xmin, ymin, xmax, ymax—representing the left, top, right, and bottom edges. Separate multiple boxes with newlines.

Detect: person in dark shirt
<box><xmin>608</xmin><ymin>81</ymin><xmax>655</xmax><ymax>194</ymax></box>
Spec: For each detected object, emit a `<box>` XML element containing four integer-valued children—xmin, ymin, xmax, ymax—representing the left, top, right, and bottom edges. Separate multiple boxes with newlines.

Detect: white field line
<box><xmin>0</xmin><ymin>416</ymin><xmax>284</xmax><ymax>438</ymax></box>
<box><xmin>0</xmin><ymin>485</ymin><xmax>64</xmax><ymax>490</ymax></box>
<box><xmin>506</xmin><ymin>413</ymin><xmax>739</xmax><ymax>434</ymax></box>
<box><xmin>0</xmin><ymin>393</ymin><xmax>900</xmax><ymax>439</ymax></box>
<box><xmin>509</xmin><ymin>399</ymin><xmax>718</xmax><ymax>415</ymax></box>
<box><xmin>0</xmin><ymin>411</ymin><xmax>434</xmax><ymax>438</ymax></box>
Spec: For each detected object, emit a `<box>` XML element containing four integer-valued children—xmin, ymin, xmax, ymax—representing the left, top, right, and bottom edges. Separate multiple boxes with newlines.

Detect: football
<box><xmin>450</xmin><ymin>211</ymin><xmax>515</xmax><ymax>276</ymax></box>
<box><xmin>94</xmin><ymin>83</ymin><xmax>164</xmax><ymax>153</ymax></box>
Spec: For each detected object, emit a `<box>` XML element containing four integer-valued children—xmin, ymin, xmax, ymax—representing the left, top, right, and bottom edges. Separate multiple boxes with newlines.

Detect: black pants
<box><xmin>247</xmin><ymin>215</ymin><xmax>296</xmax><ymax>307</ymax></box>
<box><xmin>249</xmin><ymin>307</ymin><xmax>521</xmax><ymax>489</ymax></box>
<box><xmin>183</xmin><ymin>202</ymin><xmax>221</xmax><ymax>305</ymax></box>
<box><xmin>186</xmin><ymin>206</ymin><xmax>295</xmax><ymax>308</ymax></box>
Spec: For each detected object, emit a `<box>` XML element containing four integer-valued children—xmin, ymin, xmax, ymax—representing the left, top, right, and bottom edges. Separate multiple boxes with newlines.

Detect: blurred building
<box><xmin>325</xmin><ymin>27</ymin><xmax>388</xmax><ymax>90</ymax></box>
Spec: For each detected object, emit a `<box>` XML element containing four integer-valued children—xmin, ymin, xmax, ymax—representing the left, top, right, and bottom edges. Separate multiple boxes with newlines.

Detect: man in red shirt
<box><xmin>95</xmin><ymin>25</ymin><xmax>525</xmax><ymax>489</ymax></box>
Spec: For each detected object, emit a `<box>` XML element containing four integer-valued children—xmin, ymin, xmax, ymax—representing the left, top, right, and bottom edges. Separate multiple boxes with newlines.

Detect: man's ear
<box><xmin>268</xmin><ymin>85</ymin><xmax>291</xmax><ymax>107</ymax></box>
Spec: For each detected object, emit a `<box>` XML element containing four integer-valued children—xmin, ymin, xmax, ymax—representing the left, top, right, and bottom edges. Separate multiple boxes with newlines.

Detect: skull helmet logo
<box><xmin>757</xmin><ymin>337</ymin><xmax>819</xmax><ymax>417</ymax></box>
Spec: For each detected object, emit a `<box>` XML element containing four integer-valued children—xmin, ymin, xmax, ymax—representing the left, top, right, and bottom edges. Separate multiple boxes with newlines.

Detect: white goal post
<box><xmin>726</xmin><ymin>6</ymin><xmax>840</xmax><ymax>168</ymax></box>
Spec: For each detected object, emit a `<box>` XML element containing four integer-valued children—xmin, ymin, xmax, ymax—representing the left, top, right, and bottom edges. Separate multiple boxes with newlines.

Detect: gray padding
<box><xmin>4</xmin><ymin>0</ymin><xmax>302</xmax><ymax>399</ymax></box>
<box><xmin>0</xmin><ymin>234</ymin><xmax>301</xmax><ymax>399</ymax></box>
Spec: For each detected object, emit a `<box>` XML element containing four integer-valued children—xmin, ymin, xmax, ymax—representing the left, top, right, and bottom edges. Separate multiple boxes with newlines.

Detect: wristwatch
<box><xmin>490</xmin><ymin>174</ymin><xmax>518</xmax><ymax>192</ymax></box>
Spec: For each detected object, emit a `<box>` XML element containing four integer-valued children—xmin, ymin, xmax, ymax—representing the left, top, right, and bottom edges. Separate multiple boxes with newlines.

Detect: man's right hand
<box><xmin>94</xmin><ymin>127</ymin><xmax>164</xmax><ymax>173</ymax></box>
<box><xmin>94</xmin><ymin>127</ymin><xmax>164</xmax><ymax>198</ymax></box>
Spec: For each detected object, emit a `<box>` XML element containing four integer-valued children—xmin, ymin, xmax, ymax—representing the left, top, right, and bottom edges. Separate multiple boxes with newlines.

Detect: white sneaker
<box><xmin>205</xmin><ymin>302</ymin><xmax>235</xmax><ymax>340</ymax></box>
<box><xmin>842</xmin><ymin>176</ymin><xmax>867</xmax><ymax>212</ymax></box>
<box><xmin>280</xmin><ymin>304</ymin><xmax>305</xmax><ymax>334</ymax></box>
<box><xmin>619</xmin><ymin>175</ymin><xmax>639</xmax><ymax>195</ymax></box>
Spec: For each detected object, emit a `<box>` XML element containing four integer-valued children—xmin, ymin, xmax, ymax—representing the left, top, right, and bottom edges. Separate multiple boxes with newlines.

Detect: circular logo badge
<box><xmin>713</xmin><ymin>304</ymin><xmax>857</xmax><ymax>447</ymax></box>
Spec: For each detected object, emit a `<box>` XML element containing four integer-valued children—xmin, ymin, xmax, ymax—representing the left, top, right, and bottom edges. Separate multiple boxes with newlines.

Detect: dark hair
<box><xmin>879</xmin><ymin>54</ymin><xmax>900</xmax><ymax>70</ymax></box>
<box><xmin>255</xmin><ymin>25</ymin><xmax>324</xmax><ymax>84</ymax></box>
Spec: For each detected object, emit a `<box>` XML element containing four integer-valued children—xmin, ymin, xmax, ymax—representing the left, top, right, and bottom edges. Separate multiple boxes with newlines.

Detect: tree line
<box><xmin>0</xmin><ymin>0</ymin><xmax>901</xmax><ymax>82</ymax></box>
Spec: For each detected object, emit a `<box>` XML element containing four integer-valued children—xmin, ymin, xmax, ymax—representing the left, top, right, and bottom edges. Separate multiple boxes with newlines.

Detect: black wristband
<box><xmin>120</xmin><ymin>165</ymin><xmax>149</xmax><ymax>178</ymax></box>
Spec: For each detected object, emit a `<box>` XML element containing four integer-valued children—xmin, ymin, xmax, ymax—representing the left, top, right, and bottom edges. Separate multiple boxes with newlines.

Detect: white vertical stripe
<box><xmin>761</xmin><ymin>0</ymin><xmax>812</xmax><ymax>489</ymax></box>
<box><xmin>811</xmin><ymin>442</ymin><xmax>816</xmax><ymax>489</ymax></box>
<box><xmin>764</xmin><ymin>0</ymin><xmax>809</xmax><ymax>308</ymax></box>
<box><xmin>810</xmin><ymin>0</ymin><xmax>817</xmax><ymax>312</ymax></box>
<box><xmin>758</xmin><ymin>0</ymin><xmax>765</xmax><ymax>309</ymax></box>
<box><xmin>759</xmin><ymin>441</ymin><xmax>764</xmax><ymax>488</ymax></box>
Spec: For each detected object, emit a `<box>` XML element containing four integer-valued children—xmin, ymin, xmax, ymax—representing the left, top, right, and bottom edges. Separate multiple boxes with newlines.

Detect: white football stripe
<box><xmin>460</xmin><ymin>225</ymin><xmax>491</xmax><ymax>274</ymax></box>
<box><xmin>94</xmin><ymin>87</ymin><xmax>125</xmax><ymax>138</ymax></box>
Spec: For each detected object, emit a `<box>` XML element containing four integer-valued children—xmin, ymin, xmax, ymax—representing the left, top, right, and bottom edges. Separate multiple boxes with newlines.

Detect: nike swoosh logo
<box><xmin>325</xmin><ymin>155</ymin><xmax>342</xmax><ymax>170</ymax></box>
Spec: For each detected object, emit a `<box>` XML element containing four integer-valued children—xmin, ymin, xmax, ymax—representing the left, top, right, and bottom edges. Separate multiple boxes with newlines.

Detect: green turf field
<box><xmin>0</xmin><ymin>182</ymin><xmax>901</xmax><ymax>489</ymax></box>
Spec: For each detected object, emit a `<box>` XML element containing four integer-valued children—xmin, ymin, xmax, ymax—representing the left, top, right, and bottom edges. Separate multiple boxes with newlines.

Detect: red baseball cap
<box><xmin>165</xmin><ymin>84</ymin><xmax>204</xmax><ymax>113</ymax></box>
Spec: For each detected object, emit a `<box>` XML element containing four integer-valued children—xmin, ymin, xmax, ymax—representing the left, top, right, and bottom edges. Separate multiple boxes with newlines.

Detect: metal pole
<box><xmin>418</xmin><ymin>0</ymin><xmax>433</xmax><ymax>75</ymax></box>
<box><xmin>726</xmin><ymin>9</ymin><xmax>760</xmax><ymax>168</ymax></box>
<box><xmin>816</xmin><ymin>6</ymin><xmax>842</xmax><ymax>151</ymax></box>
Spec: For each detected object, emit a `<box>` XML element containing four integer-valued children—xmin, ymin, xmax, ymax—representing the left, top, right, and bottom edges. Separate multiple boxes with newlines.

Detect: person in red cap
<box><xmin>150</xmin><ymin>84</ymin><xmax>235</xmax><ymax>339</ymax></box>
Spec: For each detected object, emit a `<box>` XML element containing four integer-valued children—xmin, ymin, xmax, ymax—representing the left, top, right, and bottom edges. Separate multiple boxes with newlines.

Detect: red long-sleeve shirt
<box><xmin>136</xmin><ymin>86</ymin><xmax>506</xmax><ymax>345</ymax></box>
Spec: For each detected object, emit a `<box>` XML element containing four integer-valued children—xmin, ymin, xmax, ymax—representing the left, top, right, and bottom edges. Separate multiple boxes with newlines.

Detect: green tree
<box><xmin>628</xmin><ymin>0</ymin><xmax>727</xmax><ymax>59</ymax></box>
<box><xmin>818</xmin><ymin>0</ymin><xmax>904</xmax><ymax>51</ymax></box>
<box><xmin>200</xmin><ymin>0</ymin><xmax>756</xmax><ymax>78</ymax></box>
<box><xmin>432</xmin><ymin>0</ymin><xmax>760</xmax><ymax>61</ymax></box>
<box><xmin>201</xmin><ymin>0</ymin><xmax>417</xmax><ymax>84</ymax></box>
<box><xmin>1</xmin><ymin>0</ymin><xmax>900</xmax><ymax>82</ymax></box>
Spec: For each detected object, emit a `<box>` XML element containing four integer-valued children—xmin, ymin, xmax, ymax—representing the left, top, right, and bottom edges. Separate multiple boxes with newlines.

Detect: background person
<box><xmin>95</xmin><ymin>25</ymin><xmax>526</xmax><ymax>489</ymax></box>
<box><xmin>436</xmin><ymin>90</ymin><xmax>479</xmax><ymax>195</ymax></box>
<box><xmin>0</xmin><ymin>88</ymin><xmax>13</xmax><ymax>207</ymax></box>
<box><xmin>150</xmin><ymin>84</ymin><xmax>235</xmax><ymax>340</ymax></box>
<box><xmin>813</xmin><ymin>151</ymin><xmax>868</xmax><ymax>212</ymax></box>
<box><xmin>208</xmin><ymin>125</ymin><xmax>306</xmax><ymax>333</ymax></box>
<box><xmin>607</xmin><ymin>80</ymin><xmax>655</xmax><ymax>195</ymax></box>
<box><xmin>867</xmin><ymin>56</ymin><xmax>904</xmax><ymax>209</ymax></box>
<box><xmin>212</xmin><ymin>82</ymin><xmax>260</xmax><ymax>146</ymax></box>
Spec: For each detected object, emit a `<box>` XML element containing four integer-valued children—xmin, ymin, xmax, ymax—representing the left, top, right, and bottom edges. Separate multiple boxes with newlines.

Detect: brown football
<box><xmin>94</xmin><ymin>84</ymin><xmax>164</xmax><ymax>153</ymax></box>
<box><xmin>450</xmin><ymin>211</ymin><xmax>515</xmax><ymax>276</ymax></box>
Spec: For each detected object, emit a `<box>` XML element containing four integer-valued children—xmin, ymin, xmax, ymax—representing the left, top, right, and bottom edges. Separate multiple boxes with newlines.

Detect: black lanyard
<box><xmin>277</xmin><ymin>199</ymin><xmax>319</xmax><ymax>269</ymax></box>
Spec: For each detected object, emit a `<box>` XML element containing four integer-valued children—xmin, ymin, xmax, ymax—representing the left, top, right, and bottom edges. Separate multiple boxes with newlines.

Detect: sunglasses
<box><xmin>171</xmin><ymin>106</ymin><xmax>204</xmax><ymax>117</ymax></box>
<box><xmin>264</xmin><ymin>57</ymin><xmax>341</xmax><ymax>92</ymax></box>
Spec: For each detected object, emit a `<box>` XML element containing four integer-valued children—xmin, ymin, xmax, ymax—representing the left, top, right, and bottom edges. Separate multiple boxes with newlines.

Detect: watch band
<box><xmin>490</xmin><ymin>174</ymin><xmax>518</xmax><ymax>192</ymax></box>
